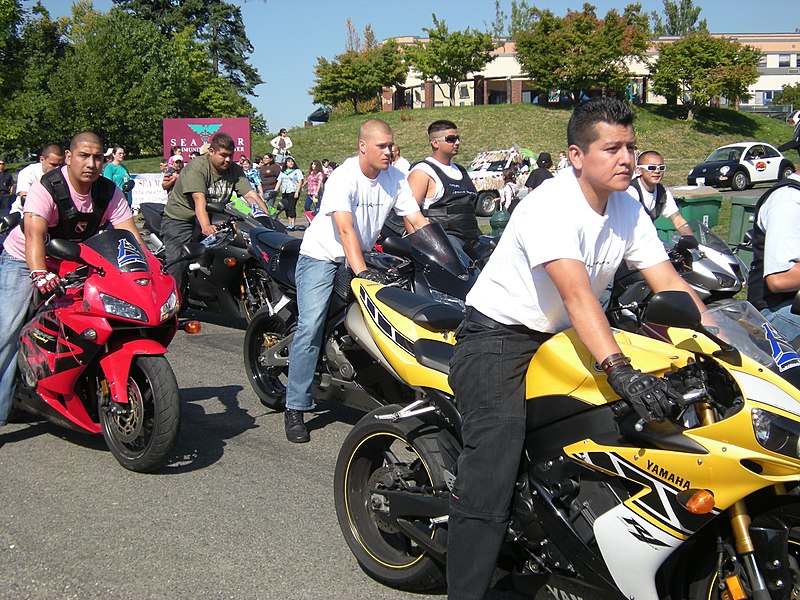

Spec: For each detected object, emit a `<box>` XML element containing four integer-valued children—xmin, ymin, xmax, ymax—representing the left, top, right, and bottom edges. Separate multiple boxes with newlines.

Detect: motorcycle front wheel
<box><xmin>99</xmin><ymin>355</ymin><xmax>181</xmax><ymax>473</ymax></box>
<box><xmin>334</xmin><ymin>404</ymin><xmax>457</xmax><ymax>592</ymax></box>
<box><xmin>243</xmin><ymin>308</ymin><xmax>289</xmax><ymax>410</ymax></box>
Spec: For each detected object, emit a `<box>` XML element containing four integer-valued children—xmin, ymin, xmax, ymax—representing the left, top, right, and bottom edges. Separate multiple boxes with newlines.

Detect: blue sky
<box><xmin>38</xmin><ymin>0</ymin><xmax>797</xmax><ymax>131</ymax></box>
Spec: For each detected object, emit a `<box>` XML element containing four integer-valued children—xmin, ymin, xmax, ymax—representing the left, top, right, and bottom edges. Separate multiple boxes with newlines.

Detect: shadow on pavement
<box><xmin>164</xmin><ymin>384</ymin><xmax>256</xmax><ymax>474</ymax></box>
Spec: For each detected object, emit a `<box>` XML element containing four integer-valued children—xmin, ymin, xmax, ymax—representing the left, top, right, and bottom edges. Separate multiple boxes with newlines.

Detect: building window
<box><xmin>758</xmin><ymin>54</ymin><xmax>767</xmax><ymax>68</ymax></box>
<box><xmin>759</xmin><ymin>90</ymin><xmax>781</xmax><ymax>105</ymax></box>
<box><xmin>459</xmin><ymin>85</ymin><xmax>470</xmax><ymax>99</ymax></box>
<box><xmin>779</xmin><ymin>54</ymin><xmax>791</xmax><ymax>68</ymax></box>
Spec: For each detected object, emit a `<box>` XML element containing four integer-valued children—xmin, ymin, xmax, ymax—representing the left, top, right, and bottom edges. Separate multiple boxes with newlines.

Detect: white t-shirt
<box><xmin>11</xmin><ymin>162</ymin><xmax>44</xmax><ymax>213</ymax></box>
<box><xmin>758</xmin><ymin>173</ymin><xmax>800</xmax><ymax>277</ymax></box>
<box><xmin>409</xmin><ymin>157</ymin><xmax>464</xmax><ymax>210</ymax></box>
<box><xmin>300</xmin><ymin>157</ymin><xmax>421</xmax><ymax>264</ymax></box>
<box><xmin>467</xmin><ymin>169</ymin><xmax>668</xmax><ymax>333</ymax></box>
<box><xmin>626</xmin><ymin>177</ymin><xmax>680</xmax><ymax>220</ymax></box>
<box><xmin>393</xmin><ymin>156</ymin><xmax>411</xmax><ymax>173</ymax></box>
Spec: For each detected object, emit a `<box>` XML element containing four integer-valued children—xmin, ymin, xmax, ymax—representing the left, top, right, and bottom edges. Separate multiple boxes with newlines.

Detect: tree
<box><xmin>514</xmin><ymin>3</ymin><xmax>650</xmax><ymax>104</ymax></box>
<box><xmin>0</xmin><ymin>1</ymin><xmax>68</xmax><ymax>155</ymax></box>
<box><xmin>650</xmin><ymin>0</ymin><xmax>708</xmax><ymax>36</ymax></box>
<box><xmin>651</xmin><ymin>32</ymin><xmax>760</xmax><ymax>119</ymax></box>
<box><xmin>0</xmin><ymin>0</ymin><xmax>23</xmax><ymax>91</ymax></box>
<box><xmin>774</xmin><ymin>83</ymin><xmax>800</xmax><ymax>108</ymax></box>
<box><xmin>113</xmin><ymin>0</ymin><xmax>262</xmax><ymax>95</ymax></box>
<box><xmin>490</xmin><ymin>0</ymin><xmax>537</xmax><ymax>38</ymax></box>
<box><xmin>311</xmin><ymin>23</ymin><xmax>407</xmax><ymax>115</ymax></box>
<box><xmin>404</xmin><ymin>14</ymin><xmax>498</xmax><ymax>106</ymax></box>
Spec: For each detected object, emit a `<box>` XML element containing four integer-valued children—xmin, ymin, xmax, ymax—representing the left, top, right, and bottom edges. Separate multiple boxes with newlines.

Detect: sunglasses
<box><xmin>433</xmin><ymin>135</ymin><xmax>460</xmax><ymax>144</ymax></box>
<box><xmin>638</xmin><ymin>164</ymin><xmax>667</xmax><ymax>172</ymax></box>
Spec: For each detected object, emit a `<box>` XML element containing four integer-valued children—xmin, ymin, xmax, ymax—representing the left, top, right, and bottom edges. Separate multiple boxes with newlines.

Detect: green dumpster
<box><xmin>654</xmin><ymin>186</ymin><xmax>724</xmax><ymax>242</ymax></box>
<box><xmin>728</xmin><ymin>195</ymin><xmax>758</xmax><ymax>270</ymax></box>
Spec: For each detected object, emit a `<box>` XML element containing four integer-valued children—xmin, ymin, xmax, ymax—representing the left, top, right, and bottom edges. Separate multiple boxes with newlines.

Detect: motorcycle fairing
<box><xmin>352</xmin><ymin>279</ymin><xmax>455</xmax><ymax>392</ymax></box>
<box><xmin>98</xmin><ymin>338</ymin><xmax>169</xmax><ymax>404</ymax></box>
<box><xmin>526</xmin><ymin>328</ymin><xmax>692</xmax><ymax>404</ymax></box>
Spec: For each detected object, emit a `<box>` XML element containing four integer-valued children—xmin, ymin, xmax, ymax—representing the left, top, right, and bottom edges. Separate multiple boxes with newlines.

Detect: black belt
<box><xmin>464</xmin><ymin>307</ymin><xmax>538</xmax><ymax>334</ymax></box>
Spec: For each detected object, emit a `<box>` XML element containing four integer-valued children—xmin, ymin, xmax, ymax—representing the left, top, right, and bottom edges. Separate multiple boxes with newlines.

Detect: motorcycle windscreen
<box><xmin>406</xmin><ymin>223</ymin><xmax>469</xmax><ymax>278</ymax></box>
<box><xmin>703</xmin><ymin>300</ymin><xmax>800</xmax><ymax>386</ymax></box>
<box><xmin>83</xmin><ymin>229</ymin><xmax>150</xmax><ymax>273</ymax></box>
<box><xmin>668</xmin><ymin>220</ymin><xmax>731</xmax><ymax>255</ymax></box>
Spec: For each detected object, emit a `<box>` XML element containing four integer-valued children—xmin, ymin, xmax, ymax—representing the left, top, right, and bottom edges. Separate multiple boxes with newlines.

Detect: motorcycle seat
<box><xmin>375</xmin><ymin>286</ymin><xmax>464</xmax><ymax>332</ymax></box>
<box><xmin>413</xmin><ymin>339</ymin><xmax>454</xmax><ymax>375</ymax></box>
<box><xmin>251</xmin><ymin>228</ymin><xmax>298</xmax><ymax>253</ymax></box>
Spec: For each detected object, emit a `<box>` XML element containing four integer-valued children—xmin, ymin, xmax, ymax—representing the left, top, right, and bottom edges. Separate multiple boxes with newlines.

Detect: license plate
<box><xmin>696</xmin><ymin>177</ymin><xmax>705</xmax><ymax>186</ymax></box>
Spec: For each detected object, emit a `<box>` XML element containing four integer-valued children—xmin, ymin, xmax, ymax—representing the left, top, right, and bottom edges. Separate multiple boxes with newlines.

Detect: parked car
<box><xmin>466</xmin><ymin>148</ymin><xmax>528</xmax><ymax>216</ymax></box>
<box><xmin>687</xmin><ymin>142</ymin><xmax>795</xmax><ymax>191</ymax></box>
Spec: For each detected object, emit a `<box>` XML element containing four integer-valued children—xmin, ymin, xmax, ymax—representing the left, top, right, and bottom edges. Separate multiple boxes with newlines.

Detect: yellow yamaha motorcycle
<box><xmin>334</xmin><ymin>278</ymin><xmax>800</xmax><ymax>599</ymax></box>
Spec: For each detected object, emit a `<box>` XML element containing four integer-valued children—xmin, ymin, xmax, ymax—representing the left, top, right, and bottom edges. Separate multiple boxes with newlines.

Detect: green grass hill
<box><xmin>126</xmin><ymin>103</ymin><xmax>797</xmax><ymax>190</ymax></box>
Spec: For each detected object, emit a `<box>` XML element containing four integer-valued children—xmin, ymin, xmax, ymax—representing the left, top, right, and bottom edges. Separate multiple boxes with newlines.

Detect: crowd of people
<box><xmin>1</xmin><ymin>103</ymin><xmax>800</xmax><ymax>600</ymax></box>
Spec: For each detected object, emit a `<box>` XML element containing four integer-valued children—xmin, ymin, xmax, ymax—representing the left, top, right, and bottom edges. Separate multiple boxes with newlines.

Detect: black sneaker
<box><xmin>284</xmin><ymin>409</ymin><xmax>310</xmax><ymax>443</ymax></box>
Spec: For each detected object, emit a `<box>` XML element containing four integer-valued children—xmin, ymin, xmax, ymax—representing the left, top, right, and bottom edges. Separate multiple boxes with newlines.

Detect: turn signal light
<box><xmin>183</xmin><ymin>320</ymin><xmax>202</xmax><ymax>334</ymax></box>
<box><xmin>723</xmin><ymin>574</ymin><xmax>747</xmax><ymax>600</ymax></box>
<box><xmin>224</xmin><ymin>257</ymin><xmax>238</xmax><ymax>267</ymax></box>
<box><xmin>677</xmin><ymin>488</ymin><xmax>715</xmax><ymax>514</ymax></box>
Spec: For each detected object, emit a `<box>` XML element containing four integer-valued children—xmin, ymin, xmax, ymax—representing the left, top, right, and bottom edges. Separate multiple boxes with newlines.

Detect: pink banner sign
<box><xmin>163</xmin><ymin>118</ymin><xmax>251</xmax><ymax>162</ymax></box>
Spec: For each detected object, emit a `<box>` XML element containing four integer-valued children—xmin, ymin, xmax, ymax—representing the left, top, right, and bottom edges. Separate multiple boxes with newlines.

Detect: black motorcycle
<box><xmin>243</xmin><ymin>223</ymin><xmax>475</xmax><ymax>411</ymax></box>
<box><xmin>139</xmin><ymin>200</ymin><xmax>283</xmax><ymax>321</ymax></box>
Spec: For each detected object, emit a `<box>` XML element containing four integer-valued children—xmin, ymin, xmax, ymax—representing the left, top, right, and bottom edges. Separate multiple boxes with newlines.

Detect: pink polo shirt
<box><xmin>3</xmin><ymin>166</ymin><xmax>132</xmax><ymax>260</ymax></box>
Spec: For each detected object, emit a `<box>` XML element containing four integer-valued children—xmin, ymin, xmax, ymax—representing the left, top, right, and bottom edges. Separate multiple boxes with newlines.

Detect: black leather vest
<box><xmin>747</xmin><ymin>178</ymin><xmax>800</xmax><ymax>310</ymax></box>
<box><xmin>420</xmin><ymin>160</ymin><xmax>481</xmax><ymax>241</ymax></box>
<box><xmin>630</xmin><ymin>178</ymin><xmax>668</xmax><ymax>221</ymax></box>
<box><xmin>39</xmin><ymin>169</ymin><xmax>116</xmax><ymax>242</ymax></box>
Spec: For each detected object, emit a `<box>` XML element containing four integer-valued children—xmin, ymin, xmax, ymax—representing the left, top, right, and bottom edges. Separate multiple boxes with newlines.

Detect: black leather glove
<box><xmin>357</xmin><ymin>268</ymin><xmax>391</xmax><ymax>284</ymax></box>
<box><xmin>607</xmin><ymin>365</ymin><xmax>682</xmax><ymax>423</ymax></box>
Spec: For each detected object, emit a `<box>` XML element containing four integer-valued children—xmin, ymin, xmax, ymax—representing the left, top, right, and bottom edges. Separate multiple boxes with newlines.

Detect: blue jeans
<box><xmin>284</xmin><ymin>255</ymin><xmax>339</xmax><ymax>411</ymax></box>
<box><xmin>303</xmin><ymin>194</ymin><xmax>317</xmax><ymax>214</ymax></box>
<box><xmin>0</xmin><ymin>252</ymin><xmax>33</xmax><ymax>424</ymax></box>
<box><xmin>762</xmin><ymin>300</ymin><xmax>800</xmax><ymax>346</ymax></box>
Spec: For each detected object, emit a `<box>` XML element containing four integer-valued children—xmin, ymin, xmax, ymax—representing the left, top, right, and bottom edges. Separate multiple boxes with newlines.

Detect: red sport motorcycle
<box><xmin>12</xmin><ymin>228</ymin><xmax>203</xmax><ymax>473</ymax></box>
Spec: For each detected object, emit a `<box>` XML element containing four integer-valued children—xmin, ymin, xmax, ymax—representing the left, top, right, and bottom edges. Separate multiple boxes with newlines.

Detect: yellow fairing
<box><xmin>352</xmin><ymin>280</ymin><xmax>455</xmax><ymax>393</ymax></box>
<box><xmin>526</xmin><ymin>327</ymin><xmax>694</xmax><ymax>405</ymax></box>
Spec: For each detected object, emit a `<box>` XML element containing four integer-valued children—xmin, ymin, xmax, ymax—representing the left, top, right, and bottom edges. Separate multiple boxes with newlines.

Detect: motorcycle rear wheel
<box><xmin>99</xmin><ymin>355</ymin><xmax>181</xmax><ymax>473</ymax></box>
<box><xmin>243</xmin><ymin>309</ymin><xmax>289</xmax><ymax>410</ymax></box>
<box><xmin>334</xmin><ymin>404</ymin><xmax>456</xmax><ymax>592</ymax></box>
<box><xmin>687</xmin><ymin>527</ymin><xmax>800</xmax><ymax>599</ymax></box>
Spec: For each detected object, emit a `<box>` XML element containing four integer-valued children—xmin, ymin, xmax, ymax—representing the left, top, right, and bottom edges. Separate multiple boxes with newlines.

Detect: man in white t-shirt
<box><xmin>0</xmin><ymin>132</ymin><xmax>142</xmax><ymax>427</ymax></box>
<box><xmin>407</xmin><ymin>120</ymin><xmax>480</xmax><ymax>266</ymax></box>
<box><xmin>627</xmin><ymin>149</ymin><xmax>689</xmax><ymax>233</ymax></box>
<box><xmin>11</xmin><ymin>144</ymin><xmax>66</xmax><ymax>214</ymax></box>
<box><xmin>446</xmin><ymin>97</ymin><xmax>706</xmax><ymax>599</ymax></box>
<box><xmin>390</xmin><ymin>144</ymin><xmax>410</xmax><ymax>173</ymax></box>
<box><xmin>283</xmin><ymin>119</ymin><xmax>429</xmax><ymax>443</ymax></box>
<box><xmin>747</xmin><ymin>169</ymin><xmax>800</xmax><ymax>345</ymax></box>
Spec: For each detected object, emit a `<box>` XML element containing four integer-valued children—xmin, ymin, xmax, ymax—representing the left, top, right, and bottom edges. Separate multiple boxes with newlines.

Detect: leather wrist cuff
<box><xmin>601</xmin><ymin>353</ymin><xmax>632</xmax><ymax>374</ymax></box>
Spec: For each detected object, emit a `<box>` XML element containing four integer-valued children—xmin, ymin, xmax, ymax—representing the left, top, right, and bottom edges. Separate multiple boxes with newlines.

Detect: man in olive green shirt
<box><xmin>162</xmin><ymin>132</ymin><xmax>266</xmax><ymax>302</ymax></box>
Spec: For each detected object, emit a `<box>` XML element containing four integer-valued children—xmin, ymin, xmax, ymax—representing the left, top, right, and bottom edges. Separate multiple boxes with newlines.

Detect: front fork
<box><xmin>698</xmin><ymin>402</ymin><xmax>778</xmax><ymax>600</ymax></box>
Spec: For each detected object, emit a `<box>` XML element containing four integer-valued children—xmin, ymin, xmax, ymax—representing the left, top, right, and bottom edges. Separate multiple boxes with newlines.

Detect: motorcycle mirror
<box><xmin>674</xmin><ymin>235</ymin><xmax>699</xmax><ymax>251</ymax></box>
<box><xmin>121</xmin><ymin>180</ymin><xmax>135</xmax><ymax>193</ymax></box>
<box><xmin>206</xmin><ymin>201</ymin><xmax>227</xmax><ymax>214</ymax></box>
<box><xmin>181</xmin><ymin>242</ymin><xmax>207</xmax><ymax>261</ymax></box>
<box><xmin>46</xmin><ymin>238</ymin><xmax>82</xmax><ymax>262</ymax></box>
<box><xmin>0</xmin><ymin>211</ymin><xmax>21</xmax><ymax>233</ymax></box>
<box><xmin>381</xmin><ymin>236</ymin><xmax>412</xmax><ymax>258</ymax></box>
<box><xmin>644</xmin><ymin>291</ymin><xmax>701</xmax><ymax>329</ymax></box>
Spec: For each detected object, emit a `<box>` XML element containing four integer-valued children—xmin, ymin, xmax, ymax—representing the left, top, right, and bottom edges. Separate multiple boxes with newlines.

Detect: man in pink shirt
<box><xmin>0</xmin><ymin>131</ymin><xmax>143</xmax><ymax>426</ymax></box>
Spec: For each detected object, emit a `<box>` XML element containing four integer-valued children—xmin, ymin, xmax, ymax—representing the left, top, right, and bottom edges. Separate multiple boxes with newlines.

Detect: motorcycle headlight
<box><xmin>752</xmin><ymin>408</ymin><xmax>800</xmax><ymax>459</ymax></box>
<box><xmin>100</xmin><ymin>293</ymin><xmax>147</xmax><ymax>322</ymax></box>
<box><xmin>160</xmin><ymin>290</ymin><xmax>179</xmax><ymax>322</ymax></box>
<box><xmin>720</xmin><ymin>165</ymin><xmax>730</xmax><ymax>175</ymax></box>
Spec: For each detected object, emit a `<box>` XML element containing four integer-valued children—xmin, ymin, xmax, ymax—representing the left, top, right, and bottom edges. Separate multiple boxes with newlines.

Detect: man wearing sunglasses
<box><xmin>407</xmin><ymin>120</ymin><xmax>480</xmax><ymax>266</ymax></box>
<box><xmin>627</xmin><ymin>150</ymin><xmax>690</xmax><ymax>233</ymax></box>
